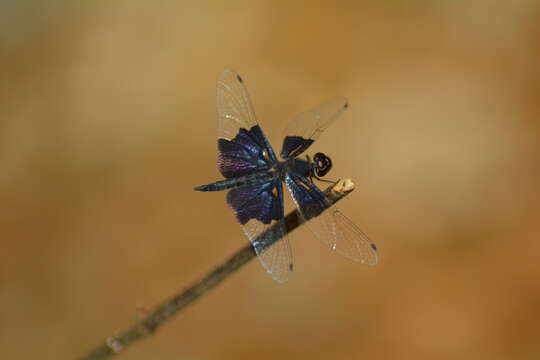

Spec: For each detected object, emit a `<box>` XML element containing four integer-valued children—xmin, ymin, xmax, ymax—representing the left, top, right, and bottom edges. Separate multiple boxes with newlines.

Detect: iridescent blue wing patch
<box><xmin>280</xmin><ymin>136</ymin><xmax>314</xmax><ymax>160</ymax></box>
<box><xmin>227</xmin><ymin>180</ymin><xmax>280</xmax><ymax>225</ymax></box>
<box><xmin>218</xmin><ymin>126</ymin><xmax>270</xmax><ymax>178</ymax></box>
<box><xmin>284</xmin><ymin>174</ymin><xmax>378</xmax><ymax>265</ymax></box>
<box><xmin>281</xmin><ymin>97</ymin><xmax>348</xmax><ymax>159</ymax></box>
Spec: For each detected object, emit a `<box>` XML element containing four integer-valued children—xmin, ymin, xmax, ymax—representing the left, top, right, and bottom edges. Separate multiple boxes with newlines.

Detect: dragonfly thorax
<box><xmin>284</xmin><ymin>157</ymin><xmax>311</xmax><ymax>178</ymax></box>
<box><xmin>282</xmin><ymin>152</ymin><xmax>333</xmax><ymax>180</ymax></box>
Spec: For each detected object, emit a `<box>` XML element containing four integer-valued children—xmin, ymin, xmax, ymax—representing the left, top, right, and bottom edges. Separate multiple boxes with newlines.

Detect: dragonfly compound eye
<box><xmin>313</xmin><ymin>152</ymin><xmax>332</xmax><ymax>177</ymax></box>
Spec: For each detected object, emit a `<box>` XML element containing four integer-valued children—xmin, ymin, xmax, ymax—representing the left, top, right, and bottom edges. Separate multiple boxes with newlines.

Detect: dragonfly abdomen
<box><xmin>195</xmin><ymin>171</ymin><xmax>275</xmax><ymax>192</ymax></box>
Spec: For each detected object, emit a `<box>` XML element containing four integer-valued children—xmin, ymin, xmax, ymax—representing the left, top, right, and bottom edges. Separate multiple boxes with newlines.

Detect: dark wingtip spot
<box><xmin>289</xmin><ymin>263</ymin><xmax>294</xmax><ymax>272</ymax></box>
<box><xmin>370</xmin><ymin>243</ymin><xmax>377</xmax><ymax>251</ymax></box>
<box><xmin>236</xmin><ymin>75</ymin><xmax>243</xmax><ymax>83</ymax></box>
<box><xmin>344</xmin><ymin>102</ymin><xmax>349</xmax><ymax>109</ymax></box>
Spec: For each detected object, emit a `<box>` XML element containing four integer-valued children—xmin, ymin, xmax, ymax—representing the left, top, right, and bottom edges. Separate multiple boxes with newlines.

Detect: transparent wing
<box><xmin>281</xmin><ymin>97</ymin><xmax>348</xmax><ymax>159</ymax></box>
<box><xmin>321</xmin><ymin>209</ymin><xmax>378</xmax><ymax>265</ymax></box>
<box><xmin>227</xmin><ymin>179</ymin><xmax>293</xmax><ymax>282</ymax></box>
<box><xmin>216</xmin><ymin>70</ymin><xmax>278</xmax><ymax>178</ymax></box>
<box><xmin>284</xmin><ymin>174</ymin><xmax>378</xmax><ymax>265</ymax></box>
<box><xmin>217</xmin><ymin>69</ymin><xmax>258</xmax><ymax>141</ymax></box>
<box><xmin>243</xmin><ymin>219</ymin><xmax>293</xmax><ymax>283</ymax></box>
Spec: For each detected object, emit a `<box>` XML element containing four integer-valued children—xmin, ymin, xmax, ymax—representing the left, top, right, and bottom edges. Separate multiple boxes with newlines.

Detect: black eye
<box><xmin>313</xmin><ymin>152</ymin><xmax>332</xmax><ymax>177</ymax></box>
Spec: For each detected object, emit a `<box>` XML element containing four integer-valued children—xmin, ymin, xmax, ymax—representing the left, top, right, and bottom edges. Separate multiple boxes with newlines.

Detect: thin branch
<box><xmin>79</xmin><ymin>180</ymin><xmax>356</xmax><ymax>360</ymax></box>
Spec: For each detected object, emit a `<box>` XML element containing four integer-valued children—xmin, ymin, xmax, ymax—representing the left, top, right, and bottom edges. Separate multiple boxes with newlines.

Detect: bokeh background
<box><xmin>2</xmin><ymin>1</ymin><xmax>540</xmax><ymax>359</ymax></box>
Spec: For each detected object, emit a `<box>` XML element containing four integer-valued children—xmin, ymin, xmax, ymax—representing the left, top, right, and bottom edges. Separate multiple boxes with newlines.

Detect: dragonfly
<box><xmin>195</xmin><ymin>70</ymin><xmax>378</xmax><ymax>282</ymax></box>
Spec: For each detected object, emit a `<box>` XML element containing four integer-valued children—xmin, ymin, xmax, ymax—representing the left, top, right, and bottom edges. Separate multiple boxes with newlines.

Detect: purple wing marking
<box><xmin>227</xmin><ymin>180</ymin><xmax>281</xmax><ymax>225</ymax></box>
<box><xmin>218</xmin><ymin>125</ymin><xmax>272</xmax><ymax>178</ymax></box>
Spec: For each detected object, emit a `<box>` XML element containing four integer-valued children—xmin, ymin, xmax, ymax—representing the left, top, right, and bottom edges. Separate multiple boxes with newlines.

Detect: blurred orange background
<box><xmin>1</xmin><ymin>1</ymin><xmax>540</xmax><ymax>359</ymax></box>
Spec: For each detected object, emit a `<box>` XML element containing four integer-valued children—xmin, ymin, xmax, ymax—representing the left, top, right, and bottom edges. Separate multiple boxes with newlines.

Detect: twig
<box><xmin>79</xmin><ymin>180</ymin><xmax>356</xmax><ymax>360</ymax></box>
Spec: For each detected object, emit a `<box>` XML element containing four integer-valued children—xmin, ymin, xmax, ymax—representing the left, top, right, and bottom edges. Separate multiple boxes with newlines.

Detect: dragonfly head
<box><xmin>312</xmin><ymin>152</ymin><xmax>333</xmax><ymax>177</ymax></box>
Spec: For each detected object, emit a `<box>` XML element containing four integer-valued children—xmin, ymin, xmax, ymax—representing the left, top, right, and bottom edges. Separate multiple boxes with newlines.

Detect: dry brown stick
<box><xmin>79</xmin><ymin>180</ymin><xmax>356</xmax><ymax>360</ymax></box>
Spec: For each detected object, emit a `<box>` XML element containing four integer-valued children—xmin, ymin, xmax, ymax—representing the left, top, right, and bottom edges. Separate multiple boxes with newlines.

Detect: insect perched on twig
<box><xmin>196</xmin><ymin>70</ymin><xmax>378</xmax><ymax>282</ymax></box>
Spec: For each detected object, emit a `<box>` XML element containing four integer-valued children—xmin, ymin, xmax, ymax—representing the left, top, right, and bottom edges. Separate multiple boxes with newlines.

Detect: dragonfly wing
<box><xmin>227</xmin><ymin>179</ymin><xmax>293</xmax><ymax>282</ymax></box>
<box><xmin>217</xmin><ymin>70</ymin><xmax>291</xmax><ymax>281</ymax></box>
<box><xmin>330</xmin><ymin>210</ymin><xmax>378</xmax><ymax>265</ymax></box>
<box><xmin>217</xmin><ymin>70</ymin><xmax>277</xmax><ymax>178</ymax></box>
<box><xmin>242</xmin><ymin>218</ymin><xmax>293</xmax><ymax>283</ymax></box>
<box><xmin>284</xmin><ymin>174</ymin><xmax>378</xmax><ymax>265</ymax></box>
<box><xmin>217</xmin><ymin>69</ymin><xmax>258</xmax><ymax>140</ymax></box>
<box><xmin>281</xmin><ymin>97</ymin><xmax>348</xmax><ymax>159</ymax></box>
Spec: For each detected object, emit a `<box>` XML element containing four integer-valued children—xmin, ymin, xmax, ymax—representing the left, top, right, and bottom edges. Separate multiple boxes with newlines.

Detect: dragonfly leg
<box><xmin>312</xmin><ymin>174</ymin><xmax>340</xmax><ymax>184</ymax></box>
